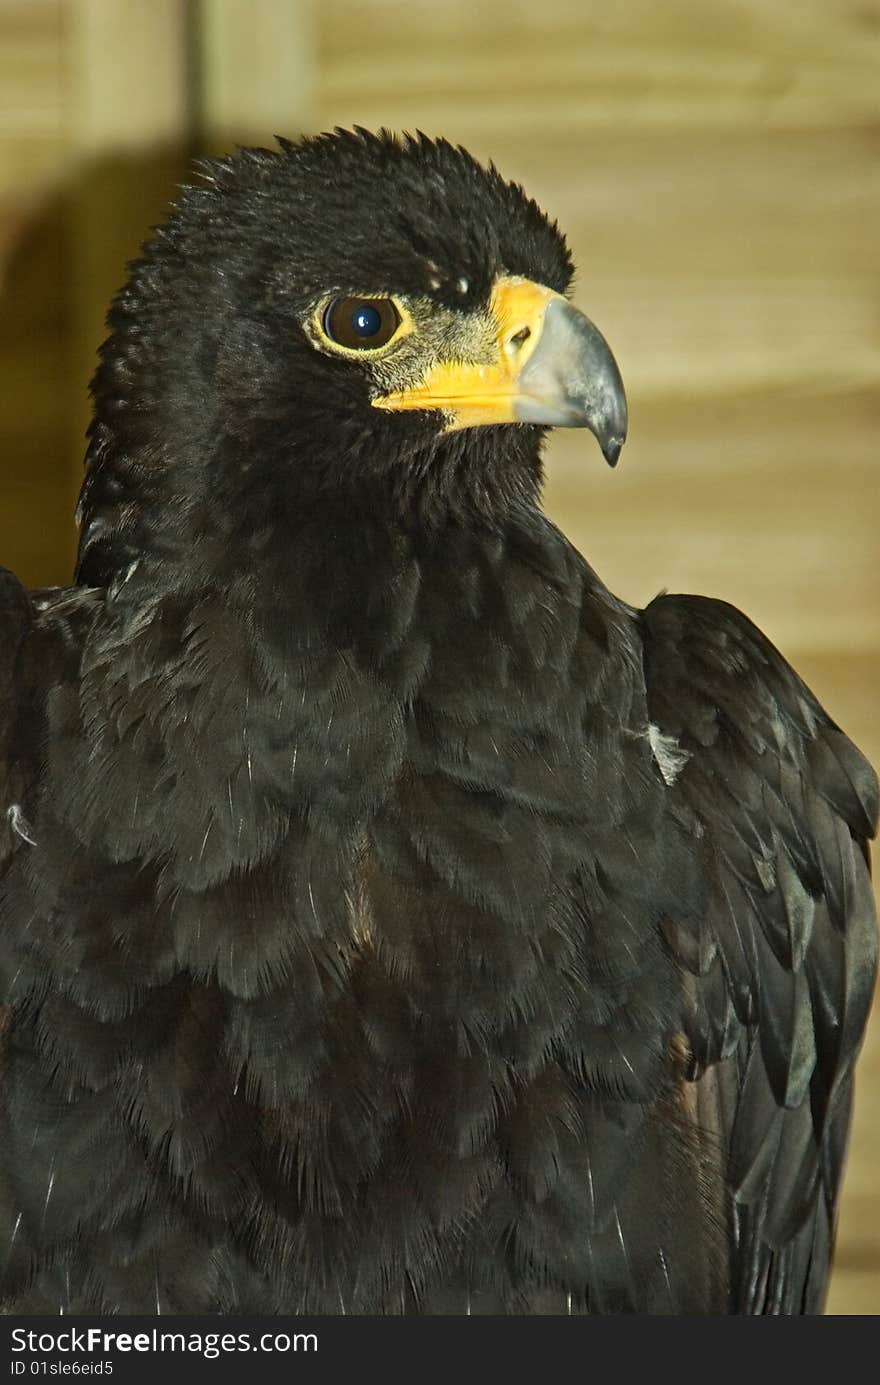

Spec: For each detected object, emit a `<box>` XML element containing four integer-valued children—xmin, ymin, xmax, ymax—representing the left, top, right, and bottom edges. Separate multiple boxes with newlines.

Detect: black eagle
<box><xmin>0</xmin><ymin>129</ymin><xmax>876</xmax><ymax>1315</ymax></box>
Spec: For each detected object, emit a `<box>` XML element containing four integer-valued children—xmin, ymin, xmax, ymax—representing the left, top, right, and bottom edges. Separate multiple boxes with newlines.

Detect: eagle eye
<box><xmin>322</xmin><ymin>296</ymin><xmax>401</xmax><ymax>351</ymax></box>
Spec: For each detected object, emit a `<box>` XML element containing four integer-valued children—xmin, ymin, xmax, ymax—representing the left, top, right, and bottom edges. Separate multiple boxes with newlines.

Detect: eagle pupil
<box><xmin>321</xmin><ymin>294</ymin><xmax>400</xmax><ymax>350</ymax></box>
<box><xmin>353</xmin><ymin>304</ymin><xmax>381</xmax><ymax>337</ymax></box>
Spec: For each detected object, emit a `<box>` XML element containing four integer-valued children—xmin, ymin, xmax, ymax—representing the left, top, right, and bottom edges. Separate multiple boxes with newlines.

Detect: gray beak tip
<box><xmin>602</xmin><ymin>435</ymin><xmax>625</xmax><ymax>468</ymax></box>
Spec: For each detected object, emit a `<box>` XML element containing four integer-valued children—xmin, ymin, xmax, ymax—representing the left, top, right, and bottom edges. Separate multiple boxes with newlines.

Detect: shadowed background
<box><xmin>1</xmin><ymin>0</ymin><xmax>877</xmax><ymax>1313</ymax></box>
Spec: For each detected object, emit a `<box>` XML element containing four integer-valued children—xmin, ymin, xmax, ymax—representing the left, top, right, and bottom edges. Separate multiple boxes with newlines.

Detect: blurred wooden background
<box><xmin>0</xmin><ymin>0</ymin><xmax>877</xmax><ymax>1313</ymax></box>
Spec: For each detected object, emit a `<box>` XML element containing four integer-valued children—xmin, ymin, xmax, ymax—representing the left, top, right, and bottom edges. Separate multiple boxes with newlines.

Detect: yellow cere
<box><xmin>372</xmin><ymin>276</ymin><xmax>562</xmax><ymax>430</ymax></box>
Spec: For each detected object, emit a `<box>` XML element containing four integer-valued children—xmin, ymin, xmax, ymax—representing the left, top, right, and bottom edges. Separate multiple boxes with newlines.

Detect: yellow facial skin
<box><xmin>371</xmin><ymin>277</ymin><xmax>559</xmax><ymax>431</ymax></box>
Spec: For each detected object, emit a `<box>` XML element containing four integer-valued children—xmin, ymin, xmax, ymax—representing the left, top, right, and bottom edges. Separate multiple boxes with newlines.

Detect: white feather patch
<box><xmin>647</xmin><ymin>724</ymin><xmax>691</xmax><ymax>787</ymax></box>
<box><xmin>7</xmin><ymin>804</ymin><xmax>37</xmax><ymax>846</ymax></box>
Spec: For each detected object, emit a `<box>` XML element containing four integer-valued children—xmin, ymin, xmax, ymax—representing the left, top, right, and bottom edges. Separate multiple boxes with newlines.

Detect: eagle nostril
<box><xmin>508</xmin><ymin>326</ymin><xmax>531</xmax><ymax>350</ymax></box>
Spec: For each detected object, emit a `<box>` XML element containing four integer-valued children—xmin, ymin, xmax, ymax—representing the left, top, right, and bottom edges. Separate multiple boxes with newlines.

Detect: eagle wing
<box><xmin>641</xmin><ymin>593</ymin><xmax>878</xmax><ymax>1312</ymax></box>
<box><xmin>0</xmin><ymin>570</ymin><xmax>34</xmax><ymax>897</ymax></box>
<box><xmin>0</xmin><ymin>569</ymin><xmax>37</xmax><ymax>1081</ymax></box>
<box><xmin>0</xmin><ymin>576</ymin><xmax>106</xmax><ymax>1009</ymax></box>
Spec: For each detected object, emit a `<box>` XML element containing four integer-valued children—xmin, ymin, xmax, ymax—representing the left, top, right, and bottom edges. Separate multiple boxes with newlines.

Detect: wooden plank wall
<box><xmin>0</xmin><ymin>0</ymin><xmax>877</xmax><ymax>1312</ymax></box>
<box><xmin>0</xmin><ymin>0</ymin><xmax>192</xmax><ymax>582</ymax></box>
<box><xmin>0</xmin><ymin>0</ymin><xmax>69</xmax><ymax>581</ymax></box>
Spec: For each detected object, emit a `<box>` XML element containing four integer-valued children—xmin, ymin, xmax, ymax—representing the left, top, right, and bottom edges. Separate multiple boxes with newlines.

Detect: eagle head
<box><xmin>78</xmin><ymin>129</ymin><xmax>626</xmax><ymax>583</ymax></box>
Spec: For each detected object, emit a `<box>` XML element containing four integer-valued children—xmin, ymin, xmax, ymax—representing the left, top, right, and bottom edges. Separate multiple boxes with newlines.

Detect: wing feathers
<box><xmin>642</xmin><ymin>592</ymin><xmax>877</xmax><ymax>1312</ymax></box>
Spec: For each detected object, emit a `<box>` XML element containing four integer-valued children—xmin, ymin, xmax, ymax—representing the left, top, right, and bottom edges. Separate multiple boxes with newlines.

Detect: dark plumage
<box><xmin>0</xmin><ymin>129</ymin><xmax>876</xmax><ymax>1314</ymax></box>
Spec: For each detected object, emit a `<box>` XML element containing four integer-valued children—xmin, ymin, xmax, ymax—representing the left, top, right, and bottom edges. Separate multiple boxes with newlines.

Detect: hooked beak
<box><xmin>372</xmin><ymin>276</ymin><xmax>627</xmax><ymax>466</ymax></box>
